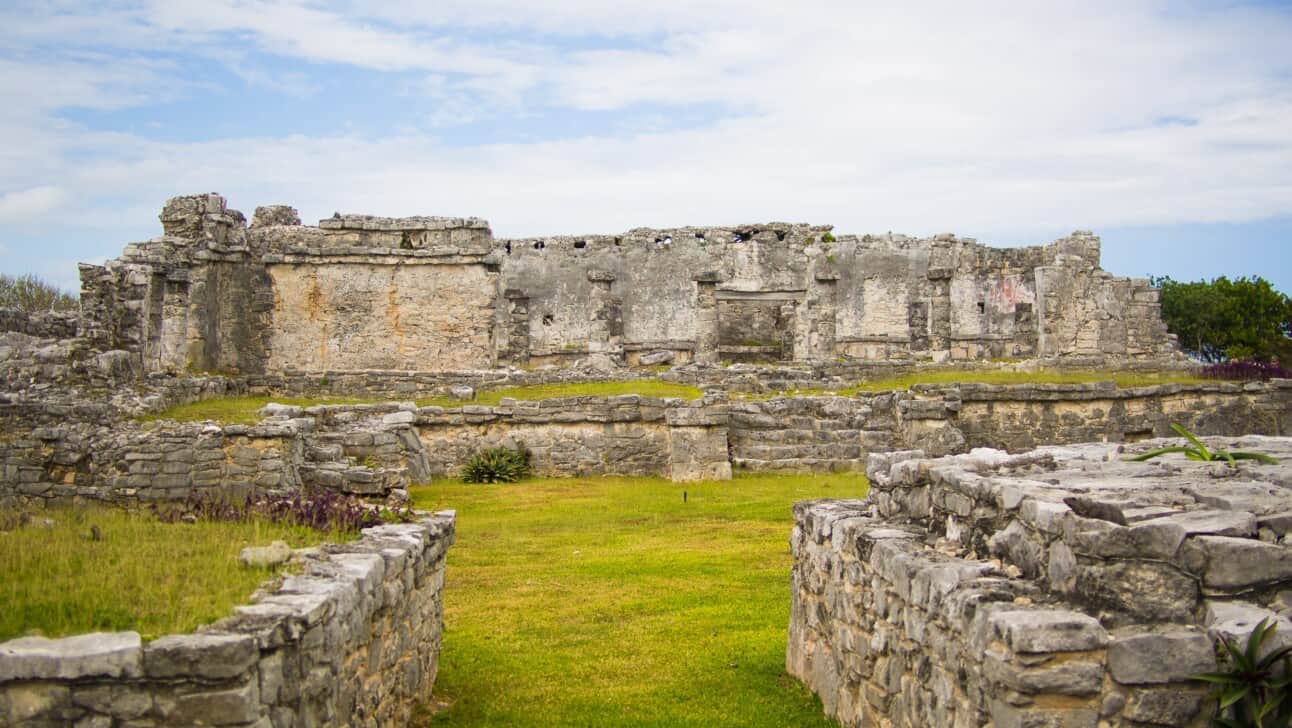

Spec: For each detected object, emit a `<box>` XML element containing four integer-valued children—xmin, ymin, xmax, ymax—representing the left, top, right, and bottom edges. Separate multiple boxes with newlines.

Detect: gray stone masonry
<box><xmin>77</xmin><ymin>193</ymin><xmax>1181</xmax><ymax>378</ymax></box>
<box><xmin>0</xmin><ymin>512</ymin><xmax>455</xmax><ymax>727</ymax></box>
<box><xmin>789</xmin><ymin>437</ymin><xmax>1292</xmax><ymax>727</ymax></box>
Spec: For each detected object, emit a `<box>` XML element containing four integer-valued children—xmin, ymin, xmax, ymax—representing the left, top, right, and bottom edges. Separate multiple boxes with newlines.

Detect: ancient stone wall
<box><xmin>80</xmin><ymin>194</ymin><xmax>1179</xmax><ymax>376</ymax></box>
<box><xmin>790</xmin><ymin>439</ymin><xmax>1292</xmax><ymax>727</ymax></box>
<box><xmin>0</xmin><ymin>309</ymin><xmax>78</xmax><ymax>339</ymax></box>
<box><xmin>726</xmin><ymin>380</ymin><xmax>1292</xmax><ymax>473</ymax></box>
<box><xmin>0</xmin><ymin>421</ymin><xmax>303</xmax><ymax>509</ymax></box>
<box><xmin>0</xmin><ymin>513</ymin><xmax>454</xmax><ymax>727</ymax></box>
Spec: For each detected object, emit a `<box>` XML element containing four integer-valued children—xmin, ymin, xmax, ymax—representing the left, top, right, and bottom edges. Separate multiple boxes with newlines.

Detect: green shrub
<box><xmin>462</xmin><ymin>445</ymin><xmax>531</xmax><ymax>483</ymax></box>
<box><xmin>821</xmin><ymin>232</ymin><xmax>836</xmax><ymax>243</ymax></box>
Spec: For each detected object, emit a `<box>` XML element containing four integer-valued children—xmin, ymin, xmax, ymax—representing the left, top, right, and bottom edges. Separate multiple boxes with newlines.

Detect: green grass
<box><xmin>842</xmin><ymin>368</ymin><xmax>1206</xmax><ymax>393</ymax></box>
<box><xmin>409</xmin><ymin>472</ymin><xmax>860</xmax><ymax>727</ymax></box>
<box><xmin>0</xmin><ymin>507</ymin><xmax>347</xmax><ymax>641</ymax></box>
<box><xmin>139</xmin><ymin>395</ymin><xmax>376</xmax><ymax>425</ymax></box>
<box><xmin>417</xmin><ymin>380</ymin><xmax>704</xmax><ymax>408</ymax></box>
<box><xmin>737</xmin><ymin>368</ymin><xmax>1208</xmax><ymax>399</ymax></box>
<box><xmin>143</xmin><ymin>382</ymin><xmax>704</xmax><ymax>424</ymax></box>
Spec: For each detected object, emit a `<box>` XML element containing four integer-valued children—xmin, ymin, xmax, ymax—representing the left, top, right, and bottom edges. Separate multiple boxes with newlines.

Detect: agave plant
<box><xmin>1126</xmin><ymin>423</ymin><xmax>1279</xmax><ymax>468</ymax></box>
<box><xmin>1194</xmin><ymin>618</ymin><xmax>1292</xmax><ymax>728</ymax></box>
<box><xmin>461</xmin><ymin>445</ymin><xmax>531</xmax><ymax>484</ymax></box>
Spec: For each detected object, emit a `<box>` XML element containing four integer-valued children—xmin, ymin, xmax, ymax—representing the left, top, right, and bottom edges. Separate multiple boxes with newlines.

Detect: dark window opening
<box><xmin>574</xmin><ymin>240</ymin><xmax>587</xmax><ymax>249</ymax></box>
<box><xmin>533</xmin><ymin>240</ymin><xmax>546</xmax><ymax>250</ymax></box>
<box><xmin>977</xmin><ymin>301</ymin><xmax>985</xmax><ymax>314</ymax></box>
<box><xmin>541</xmin><ymin>314</ymin><xmax>554</xmax><ymax>326</ymax></box>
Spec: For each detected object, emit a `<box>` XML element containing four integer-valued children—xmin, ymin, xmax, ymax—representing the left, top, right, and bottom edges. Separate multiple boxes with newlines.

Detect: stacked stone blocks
<box><xmin>0</xmin><ymin>513</ymin><xmax>455</xmax><ymax>726</ymax></box>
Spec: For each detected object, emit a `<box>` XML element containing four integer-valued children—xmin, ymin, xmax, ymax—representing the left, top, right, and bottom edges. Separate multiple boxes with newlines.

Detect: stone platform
<box><xmin>788</xmin><ymin>436</ymin><xmax>1292</xmax><ymax>727</ymax></box>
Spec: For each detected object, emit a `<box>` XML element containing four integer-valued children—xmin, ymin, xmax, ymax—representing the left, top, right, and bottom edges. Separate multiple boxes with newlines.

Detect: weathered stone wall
<box><xmin>726</xmin><ymin>380</ymin><xmax>1292</xmax><ymax>473</ymax></box>
<box><xmin>948</xmin><ymin>379</ymin><xmax>1292</xmax><ymax>450</ymax></box>
<box><xmin>81</xmin><ymin>194</ymin><xmax>1180</xmax><ymax>376</ymax></box>
<box><xmin>410</xmin><ymin>395</ymin><xmax>731</xmax><ymax>481</ymax></box>
<box><xmin>265</xmin><ymin>262</ymin><xmax>496</xmax><ymax>372</ymax></box>
<box><xmin>0</xmin><ymin>513</ymin><xmax>455</xmax><ymax>727</ymax></box>
<box><xmin>790</xmin><ymin>439</ymin><xmax>1292</xmax><ymax>727</ymax></box>
<box><xmin>0</xmin><ymin>309</ymin><xmax>78</xmax><ymax>339</ymax></box>
<box><xmin>0</xmin><ymin>421</ymin><xmax>304</xmax><ymax>509</ymax></box>
<box><xmin>728</xmin><ymin>396</ymin><xmax>896</xmax><ymax>471</ymax></box>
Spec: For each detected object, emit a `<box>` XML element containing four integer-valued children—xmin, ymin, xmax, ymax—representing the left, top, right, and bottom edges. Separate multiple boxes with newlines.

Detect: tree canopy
<box><xmin>1152</xmin><ymin>275</ymin><xmax>1292</xmax><ymax>363</ymax></box>
<box><xmin>0</xmin><ymin>273</ymin><xmax>78</xmax><ymax>313</ymax></box>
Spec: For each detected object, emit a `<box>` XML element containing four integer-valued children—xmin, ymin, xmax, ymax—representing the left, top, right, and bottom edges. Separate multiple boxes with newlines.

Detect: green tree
<box><xmin>1152</xmin><ymin>275</ymin><xmax>1292</xmax><ymax>363</ymax></box>
<box><xmin>0</xmin><ymin>273</ymin><xmax>78</xmax><ymax>313</ymax></box>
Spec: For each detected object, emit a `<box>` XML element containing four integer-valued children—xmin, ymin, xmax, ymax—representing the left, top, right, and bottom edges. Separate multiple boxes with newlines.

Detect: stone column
<box><xmin>801</xmin><ymin>271</ymin><xmax>838</xmax><ymax>361</ymax></box>
<box><xmin>587</xmin><ymin>270</ymin><xmax>623</xmax><ymax>368</ymax></box>
<box><xmin>501</xmin><ymin>289</ymin><xmax>531</xmax><ymax>366</ymax></box>
<box><xmin>692</xmin><ymin>272</ymin><xmax>723</xmax><ymax>366</ymax></box>
<box><xmin>159</xmin><ymin>269</ymin><xmax>191</xmax><ymax>372</ymax></box>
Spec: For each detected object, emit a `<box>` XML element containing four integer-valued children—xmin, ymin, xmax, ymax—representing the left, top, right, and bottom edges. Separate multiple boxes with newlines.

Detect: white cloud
<box><xmin>0</xmin><ymin>0</ymin><xmax>1287</xmax><ymax>277</ymax></box>
<box><xmin>0</xmin><ymin>186</ymin><xmax>66</xmax><ymax>222</ymax></box>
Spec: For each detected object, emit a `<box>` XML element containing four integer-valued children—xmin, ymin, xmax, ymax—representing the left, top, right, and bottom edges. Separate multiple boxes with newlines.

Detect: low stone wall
<box><xmin>0</xmin><ymin>421</ymin><xmax>303</xmax><ymax>509</ymax></box>
<box><xmin>410</xmin><ymin>395</ymin><xmax>731</xmax><ymax>482</ymax></box>
<box><xmin>0</xmin><ymin>308</ymin><xmax>79</xmax><ymax>339</ymax></box>
<box><xmin>727</xmin><ymin>380</ymin><xmax>1292</xmax><ymax>473</ymax></box>
<box><xmin>0</xmin><ymin>512</ymin><xmax>454</xmax><ymax>727</ymax></box>
<box><xmin>729</xmin><ymin>395</ymin><xmax>896</xmax><ymax>471</ymax></box>
<box><xmin>789</xmin><ymin>438</ymin><xmax>1292</xmax><ymax>728</ymax></box>
<box><xmin>950</xmin><ymin>379</ymin><xmax>1292</xmax><ymax>450</ymax></box>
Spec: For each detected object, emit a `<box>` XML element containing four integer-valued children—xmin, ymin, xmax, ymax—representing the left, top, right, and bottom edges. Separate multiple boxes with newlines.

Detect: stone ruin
<box><xmin>790</xmin><ymin>437</ymin><xmax>1292</xmax><ymax>727</ymax></box>
<box><xmin>74</xmin><ymin>193</ymin><xmax>1176</xmax><ymax>376</ymax></box>
<box><xmin>0</xmin><ymin>193</ymin><xmax>1289</xmax><ymax>726</ymax></box>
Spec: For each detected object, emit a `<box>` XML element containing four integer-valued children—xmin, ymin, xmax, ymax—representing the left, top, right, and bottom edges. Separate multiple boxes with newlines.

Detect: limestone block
<box><xmin>1197</xmin><ymin>536</ymin><xmax>1292</xmax><ymax>590</ymax></box>
<box><xmin>1106</xmin><ymin>628</ymin><xmax>1215</xmax><ymax>685</ymax></box>
<box><xmin>143</xmin><ymin>632</ymin><xmax>258</xmax><ymax>679</ymax></box>
<box><xmin>0</xmin><ymin>632</ymin><xmax>142</xmax><ymax>681</ymax></box>
<box><xmin>985</xmin><ymin>608</ymin><xmax>1108</xmax><ymax>654</ymax></box>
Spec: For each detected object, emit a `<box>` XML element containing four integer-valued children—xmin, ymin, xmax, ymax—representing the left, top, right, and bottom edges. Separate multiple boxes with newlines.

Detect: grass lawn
<box><xmin>142</xmin><ymin>381</ymin><xmax>704</xmax><ymax>425</ymax></box>
<box><xmin>409</xmin><ymin>472</ymin><xmax>861</xmax><ymax>727</ymax></box>
<box><xmin>0</xmin><ymin>508</ymin><xmax>347</xmax><ymax>641</ymax></box>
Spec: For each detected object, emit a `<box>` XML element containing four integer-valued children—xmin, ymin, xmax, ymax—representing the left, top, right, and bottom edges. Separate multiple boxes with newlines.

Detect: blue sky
<box><xmin>1</xmin><ymin>1</ymin><xmax>1290</xmax><ymax>293</ymax></box>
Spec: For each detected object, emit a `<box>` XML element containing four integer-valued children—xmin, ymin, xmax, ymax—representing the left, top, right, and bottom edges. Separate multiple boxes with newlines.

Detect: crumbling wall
<box><xmin>82</xmin><ymin>195</ymin><xmax>1179</xmax><ymax>372</ymax></box>
<box><xmin>0</xmin><ymin>513</ymin><xmax>455</xmax><ymax>727</ymax></box>
<box><xmin>0</xmin><ymin>309</ymin><xmax>78</xmax><ymax>339</ymax></box>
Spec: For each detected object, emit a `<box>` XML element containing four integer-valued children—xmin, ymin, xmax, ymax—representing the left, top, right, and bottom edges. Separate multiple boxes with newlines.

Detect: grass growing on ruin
<box><xmin>139</xmin><ymin>395</ymin><xmax>377</xmax><ymax>425</ymax></box>
<box><xmin>417</xmin><ymin>380</ymin><xmax>704</xmax><ymax>408</ymax></box>
<box><xmin>736</xmin><ymin>368</ymin><xmax>1209</xmax><ymax>399</ymax></box>
<box><xmin>0</xmin><ymin>507</ymin><xmax>346</xmax><ymax>641</ymax></box>
<box><xmin>409</xmin><ymin>472</ymin><xmax>860</xmax><ymax>727</ymax></box>
<box><xmin>842</xmin><ymin>368</ymin><xmax>1206</xmax><ymax>393</ymax></box>
<box><xmin>142</xmin><ymin>382</ymin><xmax>703</xmax><ymax>425</ymax></box>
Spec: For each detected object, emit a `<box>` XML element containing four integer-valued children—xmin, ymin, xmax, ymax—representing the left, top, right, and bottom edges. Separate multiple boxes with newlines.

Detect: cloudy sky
<box><xmin>1</xmin><ymin>1</ymin><xmax>1290</xmax><ymax>293</ymax></box>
